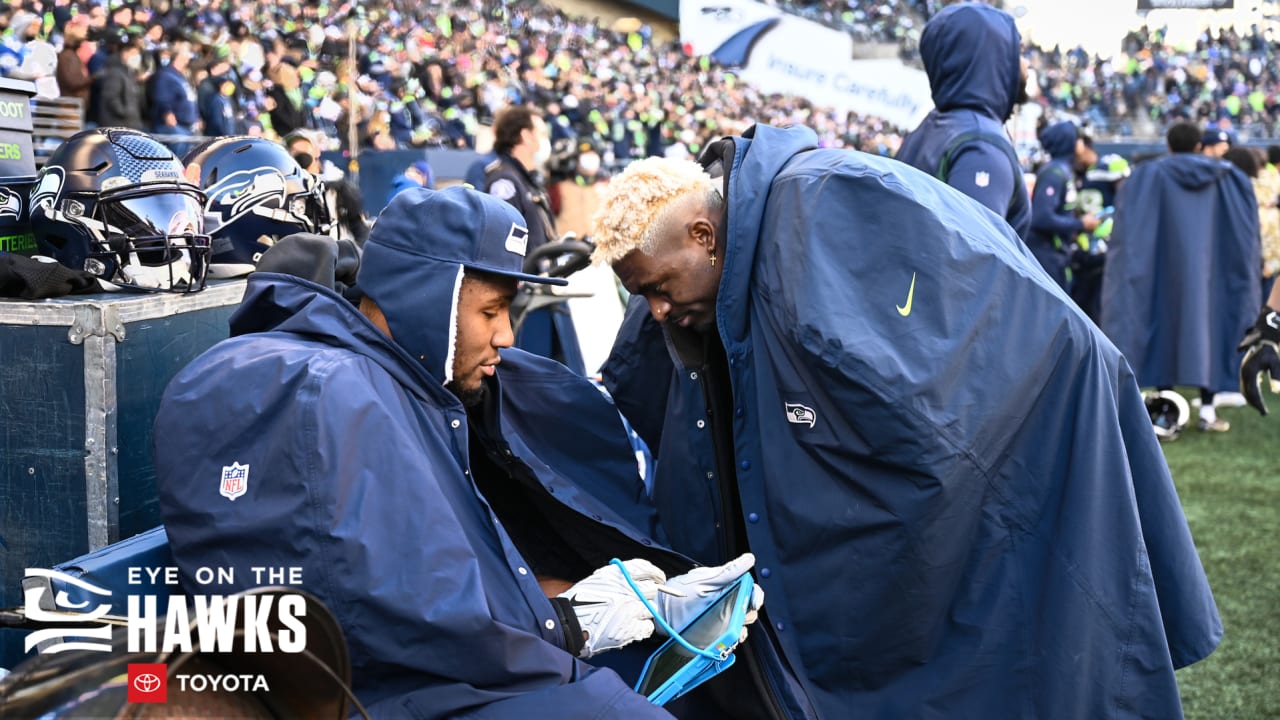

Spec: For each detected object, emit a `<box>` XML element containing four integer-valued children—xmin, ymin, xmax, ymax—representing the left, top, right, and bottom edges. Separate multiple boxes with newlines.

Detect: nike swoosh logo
<box><xmin>896</xmin><ymin>272</ymin><xmax>917</xmax><ymax>317</ymax></box>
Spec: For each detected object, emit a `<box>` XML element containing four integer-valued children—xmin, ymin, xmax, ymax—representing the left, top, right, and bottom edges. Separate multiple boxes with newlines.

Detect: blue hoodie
<box><xmin>1028</xmin><ymin>121</ymin><xmax>1085</xmax><ymax>287</ymax></box>
<box><xmin>1103</xmin><ymin>152</ymin><xmax>1261</xmax><ymax>392</ymax></box>
<box><xmin>895</xmin><ymin>3</ymin><xmax>1031</xmax><ymax>240</ymax></box>
<box><xmin>605</xmin><ymin>123</ymin><xmax>1221</xmax><ymax>718</ymax></box>
<box><xmin>149</xmin><ymin>64</ymin><xmax>199</xmax><ymax>128</ymax></box>
<box><xmin>153</xmin><ymin>196</ymin><xmax>685</xmax><ymax>720</ymax></box>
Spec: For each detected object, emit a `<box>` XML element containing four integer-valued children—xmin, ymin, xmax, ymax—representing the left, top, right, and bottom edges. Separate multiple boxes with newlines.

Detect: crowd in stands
<box><xmin>1030</xmin><ymin>24</ymin><xmax>1280</xmax><ymax>141</ymax></box>
<box><xmin>732</xmin><ymin>0</ymin><xmax>1280</xmax><ymax>144</ymax></box>
<box><xmin>0</xmin><ymin>0</ymin><xmax>903</xmax><ymax>169</ymax></box>
<box><xmin>10</xmin><ymin>0</ymin><xmax>1280</xmax><ymax>173</ymax></box>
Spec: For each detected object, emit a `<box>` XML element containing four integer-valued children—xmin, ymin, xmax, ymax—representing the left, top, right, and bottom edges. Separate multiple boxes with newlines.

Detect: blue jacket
<box><xmin>1028</xmin><ymin>122</ymin><xmax>1085</xmax><ymax>286</ymax></box>
<box><xmin>1103</xmin><ymin>153</ymin><xmax>1261</xmax><ymax>392</ymax></box>
<box><xmin>153</xmin><ymin>273</ymin><xmax>680</xmax><ymax>719</ymax></box>
<box><xmin>605</xmin><ymin>124</ymin><xmax>1222</xmax><ymax>719</ymax></box>
<box><xmin>385</xmin><ymin>173</ymin><xmax>423</xmax><ymax>205</ymax></box>
<box><xmin>895</xmin><ymin>3</ymin><xmax>1031</xmax><ymax>240</ymax></box>
<box><xmin>197</xmin><ymin>76</ymin><xmax>237</xmax><ymax>137</ymax></box>
<box><xmin>603</xmin><ymin>297</ymin><xmax>723</xmax><ymax>565</ymax></box>
<box><xmin>149</xmin><ymin>64</ymin><xmax>199</xmax><ymax>128</ymax></box>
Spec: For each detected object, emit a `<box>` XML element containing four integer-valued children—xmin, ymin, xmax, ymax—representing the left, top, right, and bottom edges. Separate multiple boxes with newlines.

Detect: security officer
<box><xmin>483</xmin><ymin>104</ymin><xmax>584</xmax><ymax>373</ymax></box>
<box><xmin>485</xmin><ymin>104</ymin><xmax>556</xmax><ymax>258</ymax></box>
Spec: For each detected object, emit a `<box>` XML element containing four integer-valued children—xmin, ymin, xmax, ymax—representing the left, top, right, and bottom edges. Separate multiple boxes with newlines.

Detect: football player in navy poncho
<box><xmin>896</xmin><ymin>2</ymin><xmax>1032</xmax><ymax>241</ymax></box>
<box><xmin>594</xmin><ymin>123</ymin><xmax>1222</xmax><ymax>719</ymax></box>
<box><xmin>153</xmin><ymin>187</ymin><xmax>760</xmax><ymax>719</ymax></box>
<box><xmin>1103</xmin><ymin>121</ymin><xmax>1262</xmax><ymax>432</ymax></box>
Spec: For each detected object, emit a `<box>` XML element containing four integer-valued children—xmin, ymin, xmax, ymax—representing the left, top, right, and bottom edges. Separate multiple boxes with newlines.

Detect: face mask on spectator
<box><xmin>126</xmin><ymin>53</ymin><xmax>143</xmax><ymax>71</ymax></box>
<box><xmin>292</xmin><ymin>153</ymin><xmax>315</xmax><ymax>171</ymax></box>
<box><xmin>535</xmin><ymin>137</ymin><xmax>552</xmax><ymax>167</ymax></box>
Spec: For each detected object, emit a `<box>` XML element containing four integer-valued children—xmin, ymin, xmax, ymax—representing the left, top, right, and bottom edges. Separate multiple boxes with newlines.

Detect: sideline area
<box><xmin>1168</xmin><ymin>402</ymin><xmax>1278</xmax><ymax>720</ymax></box>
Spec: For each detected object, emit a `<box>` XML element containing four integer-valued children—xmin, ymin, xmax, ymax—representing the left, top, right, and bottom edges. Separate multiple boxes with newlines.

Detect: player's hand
<box><xmin>1238</xmin><ymin>308</ymin><xmax>1280</xmax><ymax>415</ymax></box>
<box><xmin>558</xmin><ymin>559</ymin><xmax>665</xmax><ymax>658</ymax></box>
<box><xmin>655</xmin><ymin>553</ymin><xmax>765</xmax><ymax>634</ymax></box>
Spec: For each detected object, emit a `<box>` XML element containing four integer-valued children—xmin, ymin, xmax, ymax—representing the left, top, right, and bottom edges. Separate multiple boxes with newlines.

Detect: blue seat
<box><xmin>20</xmin><ymin>526</ymin><xmax>174</xmax><ymax>653</ymax></box>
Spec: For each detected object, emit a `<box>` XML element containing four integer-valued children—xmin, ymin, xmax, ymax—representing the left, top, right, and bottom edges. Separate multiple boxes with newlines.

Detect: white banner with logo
<box><xmin>679</xmin><ymin>0</ymin><xmax>933</xmax><ymax>128</ymax></box>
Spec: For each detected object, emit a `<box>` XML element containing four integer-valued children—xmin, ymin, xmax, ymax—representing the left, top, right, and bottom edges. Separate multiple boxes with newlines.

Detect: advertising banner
<box><xmin>679</xmin><ymin>0</ymin><xmax>933</xmax><ymax>128</ymax></box>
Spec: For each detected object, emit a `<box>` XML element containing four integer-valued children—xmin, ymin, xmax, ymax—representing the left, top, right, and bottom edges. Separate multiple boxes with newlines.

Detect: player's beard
<box><xmin>446</xmin><ymin>378</ymin><xmax>488</xmax><ymax>408</ymax></box>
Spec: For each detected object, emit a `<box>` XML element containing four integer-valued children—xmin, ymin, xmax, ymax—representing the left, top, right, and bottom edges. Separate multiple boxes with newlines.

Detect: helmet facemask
<box><xmin>58</xmin><ymin>182</ymin><xmax>211</xmax><ymax>293</ymax></box>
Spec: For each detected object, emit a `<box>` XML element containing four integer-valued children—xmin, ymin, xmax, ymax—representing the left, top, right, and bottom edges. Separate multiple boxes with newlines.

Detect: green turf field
<box><xmin>1168</xmin><ymin>402</ymin><xmax>1279</xmax><ymax>720</ymax></box>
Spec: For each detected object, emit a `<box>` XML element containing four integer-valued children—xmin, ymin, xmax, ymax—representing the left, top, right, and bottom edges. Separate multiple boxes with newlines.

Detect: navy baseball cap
<box><xmin>363</xmin><ymin>186</ymin><xmax>567</xmax><ymax>287</ymax></box>
<box><xmin>1202</xmin><ymin>128</ymin><xmax>1232</xmax><ymax>147</ymax></box>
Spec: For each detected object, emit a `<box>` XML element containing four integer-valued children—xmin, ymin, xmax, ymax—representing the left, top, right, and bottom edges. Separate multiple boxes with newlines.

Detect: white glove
<box><xmin>654</xmin><ymin>553</ymin><xmax>765</xmax><ymax>634</ymax></box>
<box><xmin>558</xmin><ymin>559</ymin><xmax>666</xmax><ymax>658</ymax></box>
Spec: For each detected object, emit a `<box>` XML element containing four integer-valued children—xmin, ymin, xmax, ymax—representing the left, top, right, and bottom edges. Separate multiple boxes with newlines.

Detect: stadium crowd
<box><xmin>1031</xmin><ymin>24</ymin><xmax>1280</xmax><ymax>140</ymax></box>
<box><xmin>0</xmin><ymin>0</ymin><xmax>1276</xmax><ymax>713</ymax></box>
<box><xmin>0</xmin><ymin>0</ymin><xmax>903</xmax><ymax>166</ymax></box>
<box><xmin>0</xmin><ymin>0</ymin><xmax>1279</xmax><ymax>162</ymax></box>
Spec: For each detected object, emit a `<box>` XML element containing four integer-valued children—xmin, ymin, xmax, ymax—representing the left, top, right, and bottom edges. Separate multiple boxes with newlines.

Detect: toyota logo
<box><xmin>132</xmin><ymin>673</ymin><xmax>162</xmax><ymax>694</ymax></box>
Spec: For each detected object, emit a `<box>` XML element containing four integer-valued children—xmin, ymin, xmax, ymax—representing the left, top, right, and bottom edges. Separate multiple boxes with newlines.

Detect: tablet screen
<box><xmin>635</xmin><ymin>579</ymin><xmax>748</xmax><ymax>697</ymax></box>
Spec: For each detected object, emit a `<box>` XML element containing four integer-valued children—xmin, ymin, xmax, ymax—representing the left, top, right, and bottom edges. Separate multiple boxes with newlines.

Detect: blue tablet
<box><xmin>634</xmin><ymin>573</ymin><xmax>754</xmax><ymax>705</ymax></box>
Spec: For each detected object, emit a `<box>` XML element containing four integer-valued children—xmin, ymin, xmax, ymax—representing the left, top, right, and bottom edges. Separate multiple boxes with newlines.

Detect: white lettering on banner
<box><xmin>164</xmin><ymin>601</ymin><xmax>194</xmax><ymax>653</ymax></box>
<box><xmin>680</xmin><ymin>0</ymin><xmax>933</xmax><ymax>128</ymax></box>
<box><xmin>176</xmin><ymin>674</ymin><xmax>270</xmax><ymax>692</ymax></box>
<box><xmin>243</xmin><ymin>596</ymin><xmax>274</xmax><ymax>652</ymax></box>
<box><xmin>126</xmin><ymin>594</ymin><xmax>308</xmax><ymax>653</ymax></box>
<box><xmin>22</xmin><ymin>565</ymin><xmax>312</xmax><ymax>657</ymax></box>
<box><xmin>276</xmin><ymin>595</ymin><xmax>308</xmax><ymax>653</ymax></box>
<box><xmin>251</xmin><ymin>566</ymin><xmax>304</xmax><ymax>585</ymax></box>
<box><xmin>194</xmin><ymin>566</ymin><xmax>235</xmax><ymax>585</ymax></box>
<box><xmin>128</xmin><ymin>566</ymin><xmax>181</xmax><ymax>585</ymax></box>
<box><xmin>194</xmin><ymin>595</ymin><xmax>240</xmax><ymax>651</ymax></box>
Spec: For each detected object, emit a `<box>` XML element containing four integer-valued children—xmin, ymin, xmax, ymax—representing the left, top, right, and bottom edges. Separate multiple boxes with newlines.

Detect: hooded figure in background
<box><xmin>598</xmin><ymin>124</ymin><xmax>1221</xmax><ymax>719</ymax></box>
<box><xmin>1104</xmin><ymin>122</ymin><xmax>1261</xmax><ymax>404</ymax></box>
<box><xmin>1028</xmin><ymin>121</ymin><xmax>1099</xmax><ymax>289</ymax></box>
<box><xmin>153</xmin><ymin>187</ymin><xmax>741</xmax><ymax>719</ymax></box>
<box><xmin>896</xmin><ymin>2</ymin><xmax>1031</xmax><ymax>240</ymax></box>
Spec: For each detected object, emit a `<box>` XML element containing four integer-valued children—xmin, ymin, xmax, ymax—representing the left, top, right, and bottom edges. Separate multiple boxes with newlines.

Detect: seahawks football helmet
<box><xmin>183</xmin><ymin>136</ymin><xmax>330</xmax><ymax>278</ymax></box>
<box><xmin>28</xmin><ymin>128</ymin><xmax>210</xmax><ymax>292</ymax></box>
<box><xmin>1144</xmin><ymin>390</ymin><xmax>1191</xmax><ymax>442</ymax></box>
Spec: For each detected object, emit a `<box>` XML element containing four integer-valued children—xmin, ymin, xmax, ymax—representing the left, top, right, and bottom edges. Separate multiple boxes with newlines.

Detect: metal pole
<box><xmin>347</xmin><ymin>19</ymin><xmax>359</xmax><ymax>180</ymax></box>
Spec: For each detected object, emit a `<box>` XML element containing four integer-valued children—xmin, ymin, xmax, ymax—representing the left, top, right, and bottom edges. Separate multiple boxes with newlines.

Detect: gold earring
<box><xmin>709</xmin><ymin>252</ymin><xmax>717</xmax><ymax>267</ymax></box>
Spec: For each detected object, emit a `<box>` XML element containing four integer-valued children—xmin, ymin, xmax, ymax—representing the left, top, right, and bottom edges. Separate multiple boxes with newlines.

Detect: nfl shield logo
<box><xmin>974</xmin><ymin>171</ymin><xmax>991</xmax><ymax>188</ymax></box>
<box><xmin>220</xmin><ymin>462</ymin><xmax>249</xmax><ymax>501</ymax></box>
